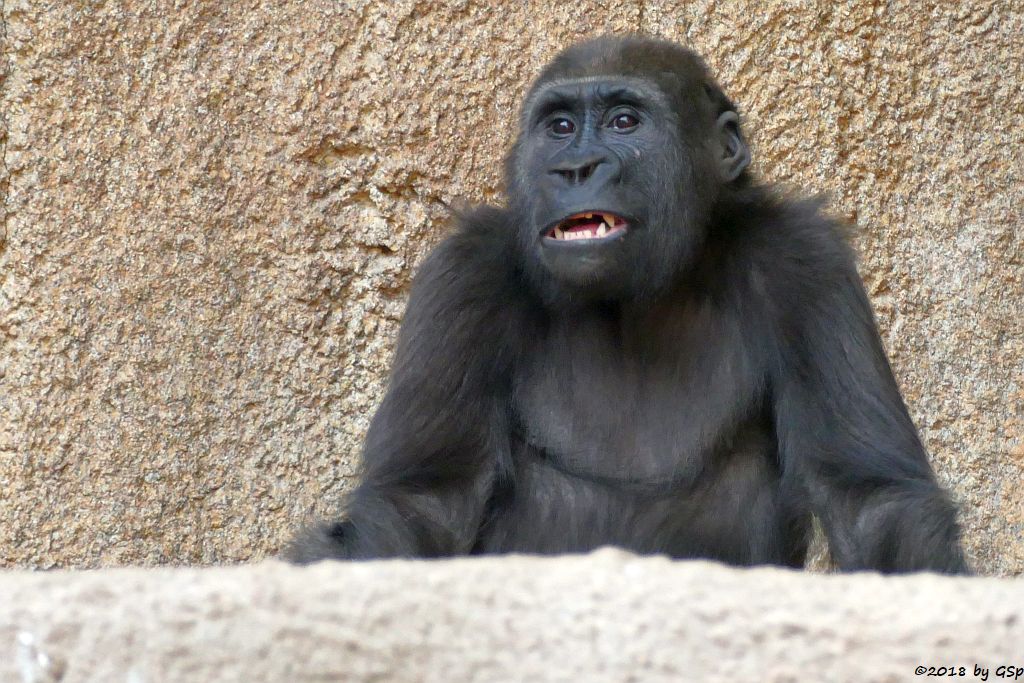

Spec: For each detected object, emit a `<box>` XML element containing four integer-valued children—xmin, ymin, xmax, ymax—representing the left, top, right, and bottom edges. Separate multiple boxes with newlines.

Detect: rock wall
<box><xmin>1</xmin><ymin>2</ymin><xmax>1021</xmax><ymax>572</ymax></box>
<box><xmin>2</xmin><ymin>551</ymin><xmax>1023</xmax><ymax>683</ymax></box>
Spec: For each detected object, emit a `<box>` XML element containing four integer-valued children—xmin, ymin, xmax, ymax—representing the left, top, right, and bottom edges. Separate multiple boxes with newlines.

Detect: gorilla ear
<box><xmin>715</xmin><ymin>111</ymin><xmax>751</xmax><ymax>182</ymax></box>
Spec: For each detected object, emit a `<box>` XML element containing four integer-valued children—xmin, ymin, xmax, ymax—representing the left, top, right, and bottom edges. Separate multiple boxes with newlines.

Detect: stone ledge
<box><xmin>1</xmin><ymin>549</ymin><xmax>1021</xmax><ymax>682</ymax></box>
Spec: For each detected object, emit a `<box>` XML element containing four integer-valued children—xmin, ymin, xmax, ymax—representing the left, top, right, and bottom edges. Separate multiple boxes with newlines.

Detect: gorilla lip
<box><xmin>544</xmin><ymin>211</ymin><xmax>629</xmax><ymax>242</ymax></box>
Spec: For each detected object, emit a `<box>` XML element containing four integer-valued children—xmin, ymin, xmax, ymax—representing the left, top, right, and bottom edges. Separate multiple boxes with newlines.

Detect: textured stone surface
<box><xmin>1</xmin><ymin>551</ymin><xmax>1022</xmax><ymax>683</ymax></box>
<box><xmin>2</xmin><ymin>548</ymin><xmax>1024</xmax><ymax>683</ymax></box>
<box><xmin>0</xmin><ymin>2</ymin><xmax>1021</xmax><ymax>572</ymax></box>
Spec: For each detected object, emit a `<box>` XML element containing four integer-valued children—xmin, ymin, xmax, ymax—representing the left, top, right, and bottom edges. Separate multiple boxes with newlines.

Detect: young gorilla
<box><xmin>287</xmin><ymin>36</ymin><xmax>968</xmax><ymax>573</ymax></box>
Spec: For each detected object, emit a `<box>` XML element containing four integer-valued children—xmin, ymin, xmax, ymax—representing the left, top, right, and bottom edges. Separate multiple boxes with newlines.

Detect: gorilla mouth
<box><xmin>545</xmin><ymin>212</ymin><xmax>629</xmax><ymax>241</ymax></box>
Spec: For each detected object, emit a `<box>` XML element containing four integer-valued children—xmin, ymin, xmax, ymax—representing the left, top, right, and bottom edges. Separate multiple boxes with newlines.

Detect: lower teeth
<box><xmin>552</xmin><ymin>222</ymin><xmax>622</xmax><ymax>239</ymax></box>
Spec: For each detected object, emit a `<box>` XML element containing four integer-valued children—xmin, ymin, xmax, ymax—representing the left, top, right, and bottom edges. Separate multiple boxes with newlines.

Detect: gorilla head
<box><xmin>506</xmin><ymin>36</ymin><xmax>751</xmax><ymax>304</ymax></box>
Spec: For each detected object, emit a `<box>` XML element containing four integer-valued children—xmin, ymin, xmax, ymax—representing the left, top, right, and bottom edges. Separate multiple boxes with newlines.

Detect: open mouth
<box><xmin>544</xmin><ymin>211</ymin><xmax>629</xmax><ymax>241</ymax></box>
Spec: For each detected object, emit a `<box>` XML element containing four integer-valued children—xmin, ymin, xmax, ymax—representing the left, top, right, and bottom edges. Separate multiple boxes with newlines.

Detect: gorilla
<box><xmin>286</xmin><ymin>36</ymin><xmax>968</xmax><ymax>573</ymax></box>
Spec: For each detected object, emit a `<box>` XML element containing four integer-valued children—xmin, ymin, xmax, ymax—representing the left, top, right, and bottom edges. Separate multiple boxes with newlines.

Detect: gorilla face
<box><xmin>506</xmin><ymin>38</ymin><xmax>750</xmax><ymax>304</ymax></box>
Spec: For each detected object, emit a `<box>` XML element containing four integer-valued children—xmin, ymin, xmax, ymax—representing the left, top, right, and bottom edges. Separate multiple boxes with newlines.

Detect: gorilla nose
<box><xmin>548</xmin><ymin>155</ymin><xmax>619</xmax><ymax>186</ymax></box>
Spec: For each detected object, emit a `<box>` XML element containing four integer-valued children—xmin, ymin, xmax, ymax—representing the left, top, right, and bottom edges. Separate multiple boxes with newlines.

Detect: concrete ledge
<box><xmin>1</xmin><ymin>549</ymin><xmax>1021</xmax><ymax>682</ymax></box>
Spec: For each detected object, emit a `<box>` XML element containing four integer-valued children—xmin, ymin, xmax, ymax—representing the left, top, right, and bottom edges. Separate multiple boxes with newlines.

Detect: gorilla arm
<box><xmin>285</xmin><ymin>210</ymin><xmax>517</xmax><ymax>562</ymax></box>
<box><xmin>770</xmin><ymin>226</ymin><xmax>968</xmax><ymax>574</ymax></box>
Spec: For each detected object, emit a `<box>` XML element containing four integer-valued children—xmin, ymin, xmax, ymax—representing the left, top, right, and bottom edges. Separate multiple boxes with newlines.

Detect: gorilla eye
<box><xmin>549</xmin><ymin>117</ymin><xmax>576</xmax><ymax>136</ymax></box>
<box><xmin>610</xmin><ymin>113</ymin><xmax>640</xmax><ymax>131</ymax></box>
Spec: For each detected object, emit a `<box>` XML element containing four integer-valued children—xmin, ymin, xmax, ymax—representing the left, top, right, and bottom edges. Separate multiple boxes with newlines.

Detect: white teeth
<box><xmin>602</xmin><ymin>214</ymin><xmax>615</xmax><ymax>227</ymax></box>
<box><xmin>553</xmin><ymin>224</ymin><xmax>620</xmax><ymax>240</ymax></box>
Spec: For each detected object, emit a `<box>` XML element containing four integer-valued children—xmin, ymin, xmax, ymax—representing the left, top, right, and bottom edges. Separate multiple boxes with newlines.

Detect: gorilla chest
<box><xmin>511</xmin><ymin>311</ymin><xmax>765</xmax><ymax>484</ymax></box>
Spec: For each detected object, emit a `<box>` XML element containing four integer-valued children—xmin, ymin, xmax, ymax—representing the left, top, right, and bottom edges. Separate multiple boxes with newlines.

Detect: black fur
<box><xmin>286</xmin><ymin>36</ymin><xmax>967</xmax><ymax>573</ymax></box>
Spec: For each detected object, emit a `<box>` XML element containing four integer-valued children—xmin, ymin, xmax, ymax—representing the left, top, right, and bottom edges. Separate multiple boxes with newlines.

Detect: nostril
<box><xmin>550</xmin><ymin>158</ymin><xmax>605</xmax><ymax>185</ymax></box>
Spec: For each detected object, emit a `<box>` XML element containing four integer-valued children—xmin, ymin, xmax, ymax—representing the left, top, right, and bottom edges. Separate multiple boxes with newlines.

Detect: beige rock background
<box><xmin>0</xmin><ymin>1</ymin><xmax>1020</xmax><ymax>573</ymax></box>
